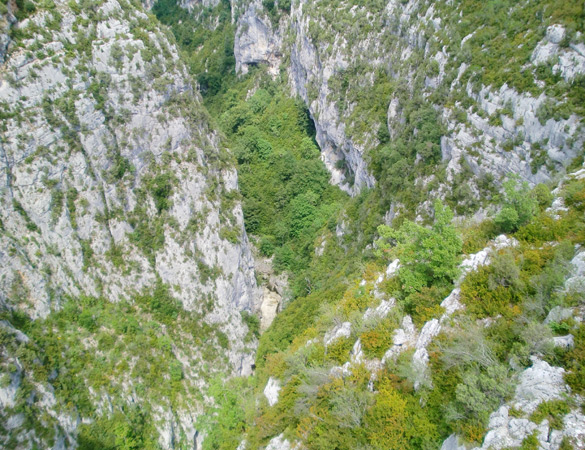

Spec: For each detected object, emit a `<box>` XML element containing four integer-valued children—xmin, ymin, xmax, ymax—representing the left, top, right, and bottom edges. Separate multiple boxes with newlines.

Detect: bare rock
<box><xmin>440</xmin><ymin>434</ymin><xmax>467</xmax><ymax>450</ymax></box>
<box><xmin>513</xmin><ymin>359</ymin><xmax>569</xmax><ymax>415</ymax></box>
<box><xmin>324</xmin><ymin>322</ymin><xmax>352</xmax><ymax>346</ymax></box>
<box><xmin>260</xmin><ymin>288</ymin><xmax>282</xmax><ymax>332</ymax></box>
<box><xmin>264</xmin><ymin>377</ymin><xmax>281</xmax><ymax>407</ymax></box>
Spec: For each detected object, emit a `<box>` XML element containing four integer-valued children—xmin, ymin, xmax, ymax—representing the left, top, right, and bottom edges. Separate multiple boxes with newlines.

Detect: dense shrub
<box><xmin>461</xmin><ymin>265</ymin><xmax>520</xmax><ymax>318</ymax></box>
<box><xmin>403</xmin><ymin>285</ymin><xmax>450</xmax><ymax>327</ymax></box>
<box><xmin>376</xmin><ymin>201</ymin><xmax>462</xmax><ymax>293</ymax></box>
<box><xmin>494</xmin><ymin>176</ymin><xmax>538</xmax><ymax>233</ymax></box>
<box><xmin>530</xmin><ymin>400</ymin><xmax>571</xmax><ymax>430</ymax></box>
<box><xmin>562</xmin><ymin>325</ymin><xmax>585</xmax><ymax>395</ymax></box>
<box><xmin>360</xmin><ymin>318</ymin><xmax>396</xmax><ymax>359</ymax></box>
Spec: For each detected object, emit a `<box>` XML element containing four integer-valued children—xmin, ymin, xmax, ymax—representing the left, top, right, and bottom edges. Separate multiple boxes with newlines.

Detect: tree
<box><xmin>289</xmin><ymin>191</ymin><xmax>319</xmax><ymax>238</ymax></box>
<box><xmin>375</xmin><ymin>200</ymin><xmax>462</xmax><ymax>293</ymax></box>
<box><xmin>494</xmin><ymin>175</ymin><xmax>538</xmax><ymax>232</ymax></box>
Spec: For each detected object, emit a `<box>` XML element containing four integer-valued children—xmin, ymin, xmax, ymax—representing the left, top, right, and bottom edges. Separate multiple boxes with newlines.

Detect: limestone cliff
<box><xmin>233</xmin><ymin>0</ymin><xmax>585</xmax><ymax>201</ymax></box>
<box><xmin>0</xmin><ymin>0</ymin><xmax>259</xmax><ymax>448</ymax></box>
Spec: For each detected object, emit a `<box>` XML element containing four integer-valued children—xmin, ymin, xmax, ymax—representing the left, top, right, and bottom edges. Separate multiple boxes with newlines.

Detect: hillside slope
<box><xmin>155</xmin><ymin>1</ymin><xmax>585</xmax><ymax>449</ymax></box>
<box><xmin>234</xmin><ymin>0</ymin><xmax>585</xmax><ymax>211</ymax></box>
<box><xmin>1</xmin><ymin>0</ymin><xmax>584</xmax><ymax>449</ymax></box>
<box><xmin>0</xmin><ymin>0</ymin><xmax>259</xmax><ymax>448</ymax></box>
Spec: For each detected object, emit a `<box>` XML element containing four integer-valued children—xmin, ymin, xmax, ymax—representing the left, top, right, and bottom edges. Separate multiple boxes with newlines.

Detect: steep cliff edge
<box><xmin>0</xmin><ymin>0</ymin><xmax>259</xmax><ymax>448</ymax></box>
<box><xmin>233</xmin><ymin>0</ymin><xmax>585</xmax><ymax>205</ymax></box>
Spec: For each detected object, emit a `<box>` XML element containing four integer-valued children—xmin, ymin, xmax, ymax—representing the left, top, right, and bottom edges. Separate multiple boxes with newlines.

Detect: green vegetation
<box><xmin>221</xmin><ymin>83</ymin><xmax>347</xmax><ymax>293</ymax></box>
<box><xmin>198</xmin><ymin>377</ymin><xmax>254</xmax><ymax>450</ymax></box>
<box><xmin>562</xmin><ymin>324</ymin><xmax>585</xmax><ymax>395</ymax></box>
<box><xmin>530</xmin><ymin>400</ymin><xmax>571</xmax><ymax>430</ymax></box>
<box><xmin>3</xmin><ymin>0</ymin><xmax>585</xmax><ymax>448</ymax></box>
<box><xmin>369</xmin><ymin>99</ymin><xmax>448</xmax><ymax>217</ymax></box>
<box><xmin>77</xmin><ymin>407</ymin><xmax>158</xmax><ymax>450</ymax></box>
<box><xmin>241</xmin><ymin>311</ymin><xmax>261</xmax><ymax>342</ymax></box>
<box><xmin>13</xmin><ymin>199</ymin><xmax>39</xmax><ymax>232</ymax></box>
<box><xmin>494</xmin><ymin>176</ymin><xmax>539</xmax><ymax>233</ymax></box>
<box><xmin>0</xmin><ymin>283</ymin><xmax>232</xmax><ymax>449</ymax></box>
<box><xmin>375</xmin><ymin>200</ymin><xmax>462</xmax><ymax>293</ymax></box>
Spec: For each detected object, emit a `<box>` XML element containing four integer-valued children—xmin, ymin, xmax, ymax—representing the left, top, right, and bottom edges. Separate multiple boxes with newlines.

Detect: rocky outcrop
<box><xmin>468</xmin><ymin>359</ymin><xmax>584</xmax><ymax>450</ymax></box>
<box><xmin>0</xmin><ymin>0</ymin><xmax>259</xmax><ymax>447</ymax></box>
<box><xmin>232</xmin><ymin>1</ymin><xmax>585</xmax><ymax>202</ymax></box>
<box><xmin>532</xmin><ymin>25</ymin><xmax>585</xmax><ymax>82</ymax></box>
<box><xmin>234</xmin><ymin>0</ymin><xmax>283</xmax><ymax>77</ymax></box>
<box><xmin>513</xmin><ymin>359</ymin><xmax>569</xmax><ymax>415</ymax></box>
<box><xmin>324</xmin><ymin>321</ymin><xmax>351</xmax><ymax>346</ymax></box>
<box><xmin>0</xmin><ymin>2</ymin><xmax>17</xmax><ymax>64</ymax></box>
<box><xmin>264</xmin><ymin>433</ymin><xmax>302</xmax><ymax>450</ymax></box>
<box><xmin>440</xmin><ymin>358</ymin><xmax>585</xmax><ymax>450</ymax></box>
<box><xmin>260</xmin><ymin>288</ymin><xmax>281</xmax><ymax>332</ymax></box>
<box><xmin>442</xmin><ymin>79</ymin><xmax>583</xmax><ymax>188</ymax></box>
<box><xmin>566</xmin><ymin>249</ymin><xmax>585</xmax><ymax>293</ymax></box>
<box><xmin>180</xmin><ymin>0</ymin><xmax>221</xmax><ymax>10</ymax></box>
<box><xmin>253</xmin><ymin>251</ymin><xmax>288</xmax><ymax>332</ymax></box>
<box><xmin>441</xmin><ymin>434</ymin><xmax>467</xmax><ymax>450</ymax></box>
<box><xmin>263</xmin><ymin>377</ymin><xmax>281</xmax><ymax>407</ymax></box>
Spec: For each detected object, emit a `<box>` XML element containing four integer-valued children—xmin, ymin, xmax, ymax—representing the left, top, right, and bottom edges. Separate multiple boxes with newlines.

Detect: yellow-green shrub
<box><xmin>326</xmin><ymin>337</ymin><xmax>354</xmax><ymax>364</ymax></box>
<box><xmin>360</xmin><ymin>319</ymin><xmax>395</xmax><ymax>359</ymax></box>
<box><xmin>460</xmin><ymin>266</ymin><xmax>520</xmax><ymax>318</ymax></box>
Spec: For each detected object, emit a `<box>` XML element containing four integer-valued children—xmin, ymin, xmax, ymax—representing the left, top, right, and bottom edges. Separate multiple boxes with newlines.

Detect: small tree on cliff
<box><xmin>375</xmin><ymin>200</ymin><xmax>462</xmax><ymax>293</ymax></box>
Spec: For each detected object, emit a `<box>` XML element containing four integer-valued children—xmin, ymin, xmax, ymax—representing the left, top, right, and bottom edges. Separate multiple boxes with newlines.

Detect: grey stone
<box><xmin>552</xmin><ymin>335</ymin><xmax>574</xmax><ymax>348</ymax></box>
<box><xmin>513</xmin><ymin>359</ymin><xmax>569</xmax><ymax>414</ymax></box>
<box><xmin>265</xmin><ymin>433</ymin><xmax>300</xmax><ymax>450</ymax></box>
<box><xmin>264</xmin><ymin>377</ymin><xmax>281</xmax><ymax>407</ymax></box>
<box><xmin>544</xmin><ymin>306</ymin><xmax>574</xmax><ymax>324</ymax></box>
<box><xmin>441</xmin><ymin>434</ymin><xmax>467</xmax><ymax>450</ymax></box>
<box><xmin>235</xmin><ymin>1</ymin><xmax>283</xmax><ymax>77</ymax></box>
<box><xmin>324</xmin><ymin>322</ymin><xmax>352</xmax><ymax>346</ymax></box>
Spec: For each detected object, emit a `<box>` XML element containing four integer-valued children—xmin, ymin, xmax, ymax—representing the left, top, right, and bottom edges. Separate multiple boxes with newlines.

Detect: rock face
<box><xmin>566</xmin><ymin>250</ymin><xmax>585</xmax><ymax>292</ymax></box>
<box><xmin>260</xmin><ymin>288</ymin><xmax>281</xmax><ymax>332</ymax></box>
<box><xmin>264</xmin><ymin>433</ymin><xmax>301</xmax><ymax>450</ymax></box>
<box><xmin>234</xmin><ymin>0</ymin><xmax>282</xmax><ymax>77</ymax></box>
<box><xmin>544</xmin><ymin>306</ymin><xmax>574</xmax><ymax>324</ymax></box>
<box><xmin>439</xmin><ymin>358</ymin><xmax>585</xmax><ymax>450</ymax></box>
<box><xmin>231</xmin><ymin>1</ymin><xmax>585</xmax><ymax>202</ymax></box>
<box><xmin>532</xmin><ymin>25</ymin><xmax>585</xmax><ymax>81</ymax></box>
<box><xmin>0</xmin><ymin>0</ymin><xmax>259</xmax><ymax>448</ymax></box>
<box><xmin>467</xmin><ymin>358</ymin><xmax>584</xmax><ymax>450</ymax></box>
<box><xmin>324</xmin><ymin>321</ymin><xmax>351</xmax><ymax>346</ymax></box>
<box><xmin>512</xmin><ymin>359</ymin><xmax>569</xmax><ymax>415</ymax></box>
<box><xmin>263</xmin><ymin>377</ymin><xmax>281</xmax><ymax>407</ymax></box>
<box><xmin>441</xmin><ymin>434</ymin><xmax>467</xmax><ymax>450</ymax></box>
<box><xmin>0</xmin><ymin>0</ymin><xmax>258</xmax><ymax>327</ymax></box>
<box><xmin>253</xmin><ymin>251</ymin><xmax>288</xmax><ymax>332</ymax></box>
<box><xmin>180</xmin><ymin>0</ymin><xmax>221</xmax><ymax>10</ymax></box>
<box><xmin>0</xmin><ymin>2</ymin><xmax>17</xmax><ymax>64</ymax></box>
